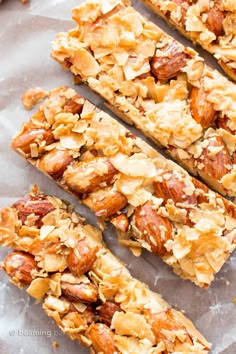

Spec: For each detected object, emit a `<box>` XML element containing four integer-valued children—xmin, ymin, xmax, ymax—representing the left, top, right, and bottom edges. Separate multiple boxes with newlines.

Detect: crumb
<box><xmin>232</xmin><ymin>298</ymin><xmax>236</xmax><ymax>304</ymax></box>
<box><xmin>226</xmin><ymin>280</ymin><xmax>230</xmax><ymax>286</ymax></box>
<box><xmin>22</xmin><ymin>87</ymin><xmax>48</xmax><ymax>110</ymax></box>
<box><xmin>53</xmin><ymin>341</ymin><xmax>59</xmax><ymax>349</ymax></box>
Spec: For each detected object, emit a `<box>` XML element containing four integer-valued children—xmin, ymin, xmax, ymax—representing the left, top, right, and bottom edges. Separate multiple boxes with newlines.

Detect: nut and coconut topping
<box><xmin>143</xmin><ymin>0</ymin><xmax>236</xmax><ymax>81</ymax></box>
<box><xmin>0</xmin><ymin>187</ymin><xmax>211</xmax><ymax>353</ymax></box>
<box><xmin>51</xmin><ymin>0</ymin><xmax>236</xmax><ymax>197</ymax></box>
<box><xmin>11</xmin><ymin>86</ymin><xmax>236</xmax><ymax>288</ymax></box>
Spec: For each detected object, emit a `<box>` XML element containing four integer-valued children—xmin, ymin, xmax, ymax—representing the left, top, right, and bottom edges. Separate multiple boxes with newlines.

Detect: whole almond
<box><xmin>63</xmin><ymin>157</ymin><xmax>117</xmax><ymax>194</ymax></box>
<box><xmin>61</xmin><ymin>281</ymin><xmax>98</xmax><ymax>303</ymax></box>
<box><xmin>206</xmin><ymin>5</ymin><xmax>225</xmax><ymax>36</ymax></box>
<box><xmin>88</xmin><ymin>323</ymin><xmax>117</xmax><ymax>354</ymax></box>
<box><xmin>98</xmin><ymin>301</ymin><xmax>122</xmax><ymax>327</ymax></box>
<box><xmin>13</xmin><ymin>196</ymin><xmax>55</xmax><ymax>226</ymax></box>
<box><xmin>38</xmin><ymin>149</ymin><xmax>73</xmax><ymax>179</ymax></box>
<box><xmin>151</xmin><ymin>42</ymin><xmax>189</xmax><ymax>81</ymax></box>
<box><xmin>198</xmin><ymin>135</ymin><xmax>232</xmax><ymax>181</ymax></box>
<box><xmin>133</xmin><ymin>201</ymin><xmax>172</xmax><ymax>256</ymax></box>
<box><xmin>190</xmin><ymin>83</ymin><xmax>216</xmax><ymax>129</ymax></box>
<box><xmin>11</xmin><ymin>125</ymin><xmax>55</xmax><ymax>154</ymax></box>
<box><xmin>153</xmin><ymin>172</ymin><xmax>197</xmax><ymax>205</ymax></box>
<box><xmin>2</xmin><ymin>251</ymin><xmax>38</xmax><ymax>284</ymax></box>
<box><xmin>67</xmin><ymin>238</ymin><xmax>98</xmax><ymax>276</ymax></box>
<box><xmin>83</xmin><ymin>187</ymin><xmax>127</xmax><ymax>218</ymax></box>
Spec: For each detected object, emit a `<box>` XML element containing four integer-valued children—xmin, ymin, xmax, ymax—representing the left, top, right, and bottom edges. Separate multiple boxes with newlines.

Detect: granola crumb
<box><xmin>22</xmin><ymin>87</ymin><xmax>48</xmax><ymax>110</ymax></box>
<box><xmin>53</xmin><ymin>341</ymin><xmax>59</xmax><ymax>349</ymax></box>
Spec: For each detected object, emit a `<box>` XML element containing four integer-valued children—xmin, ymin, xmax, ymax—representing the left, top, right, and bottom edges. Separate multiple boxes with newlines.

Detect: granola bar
<box><xmin>51</xmin><ymin>0</ymin><xmax>236</xmax><ymax>198</ymax></box>
<box><xmin>0</xmin><ymin>186</ymin><xmax>211</xmax><ymax>353</ymax></box>
<box><xmin>11</xmin><ymin>86</ymin><xmax>236</xmax><ymax>287</ymax></box>
<box><xmin>141</xmin><ymin>0</ymin><xmax>236</xmax><ymax>81</ymax></box>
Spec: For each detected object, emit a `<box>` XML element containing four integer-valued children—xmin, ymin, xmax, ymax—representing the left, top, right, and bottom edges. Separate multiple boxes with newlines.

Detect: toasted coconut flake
<box><xmin>27</xmin><ymin>277</ymin><xmax>50</xmax><ymax>300</ymax></box>
<box><xmin>72</xmin><ymin>48</ymin><xmax>100</xmax><ymax>77</ymax></box>
<box><xmin>40</xmin><ymin>225</ymin><xmax>56</xmax><ymax>240</ymax></box>
<box><xmin>111</xmin><ymin>153</ymin><xmax>156</xmax><ymax>177</ymax></box>
<box><xmin>220</xmin><ymin>167</ymin><xmax>236</xmax><ymax>191</ymax></box>
<box><xmin>40</xmin><ymin>254</ymin><xmax>68</xmax><ymax>272</ymax></box>
<box><xmin>112</xmin><ymin>311</ymin><xmax>156</xmax><ymax>344</ymax></box>
<box><xmin>22</xmin><ymin>87</ymin><xmax>49</xmax><ymax>110</ymax></box>
<box><xmin>44</xmin><ymin>295</ymin><xmax>70</xmax><ymax>314</ymax></box>
<box><xmin>146</xmin><ymin>101</ymin><xmax>203</xmax><ymax>148</ymax></box>
<box><xmin>60</xmin><ymin>133</ymin><xmax>85</xmax><ymax>150</ymax></box>
<box><xmin>123</xmin><ymin>57</ymin><xmax>150</xmax><ymax>81</ymax></box>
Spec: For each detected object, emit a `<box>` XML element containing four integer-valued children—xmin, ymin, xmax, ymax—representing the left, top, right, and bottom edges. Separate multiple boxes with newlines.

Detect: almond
<box><xmin>206</xmin><ymin>5</ymin><xmax>225</xmax><ymax>36</ymax></box>
<box><xmin>216</xmin><ymin>116</ymin><xmax>236</xmax><ymax>135</ymax></box>
<box><xmin>67</xmin><ymin>238</ymin><xmax>98</xmax><ymax>276</ymax></box>
<box><xmin>153</xmin><ymin>172</ymin><xmax>197</xmax><ymax>205</ymax></box>
<box><xmin>145</xmin><ymin>309</ymin><xmax>191</xmax><ymax>345</ymax></box>
<box><xmin>198</xmin><ymin>135</ymin><xmax>232</xmax><ymax>181</ymax></box>
<box><xmin>88</xmin><ymin>323</ymin><xmax>117</xmax><ymax>354</ymax></box>
<box><xmin>61</xmin><ymin>281</ymin><xmax>98</xmax><ymax>303</ymax></box>
<box><xmin>172</xmin><ymin>0</ymin><xmax>189</xmax><ymax>26</ymax></box>
<box><xmin>11</xmin><ymin>125</ymin><xmax>55</xmax><ymax>154</ymax></box>
<box><xmin>98</xmin><ymin>301</ymin><xmax>122</xmax><ymax>327</ymax></box>
<box><xmin>232</xmin><ymin>152</ymin><xmax>236</xmax><ymax>165</ymax></box>
<box><xmin>82</xmin><ymin>305</ymin><xmax>96</xmax><ymax>325</ymax></box>
<box><xmin>63</xmin><ymin>157</ymin><xmax>117</xmax><ymax>194</ymax></box>
<box><xmin>219</xmin><ymin>196</ymin><xmax>236</xmax><ymax>219</ymax></box>
<box><xmin>110</xmin><ymin>213</ymin><xmax>129</xmax><ymax>232</ymax></box>
<box><xmin>63</xmin><ymin>94</ymin><xmax>84</xmax><ymax>114</ymax></box>
<box><xmin>191</xmin><ymin>178</ymin><xmax>209</xmax><ymax>204</ymax></box>
<box><xmin>151</xmin><ymin>42</ymin><xmax>189</xmax><ymax>81</ymax></box>
<box><xmin>133</xmin><ymin>201</ymin><xmax>172</xmax><ymax>256</ymax></box>
<box><xmin>83</xmin><ymin>187</ymin><xmax>127</xmax><ymax>218</ymax></box>
<box><xmin>190</xmin><ymin>83</ymin><xmax>216</xmax><ymax>129</ymax></box>
<box><xmin>38</xmin><ymin>149</ymin><xmax>73</xmax><ymax>179</ymax></box>
<box><xmin>2</xmin><ymin>251</ymin><xmax>38</xmax><ymax>284</ymax></box>
<box><xmin>13</xmin><ymin>195</ymin><xmax>55</xmax><ymax>226</ymax></box>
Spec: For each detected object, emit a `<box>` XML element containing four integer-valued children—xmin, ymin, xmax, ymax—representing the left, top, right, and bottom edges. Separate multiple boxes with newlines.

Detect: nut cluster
<box><xmin>144</xmin><ymin>0</ymin><xmax>236</xmax><ymax>81</ymax></box>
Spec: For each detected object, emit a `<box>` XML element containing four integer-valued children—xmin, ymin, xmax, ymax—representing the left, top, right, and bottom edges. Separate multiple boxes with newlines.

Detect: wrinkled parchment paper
<box><xmin>0</xmin><ymin>0</ymin><xmax>236</xmax><ymax>353</ymax></box>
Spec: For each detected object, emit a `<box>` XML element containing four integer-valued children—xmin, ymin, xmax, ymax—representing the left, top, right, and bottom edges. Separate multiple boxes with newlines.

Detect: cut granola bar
<box><xmin>141</xmin><ymin>0</ymin><xmax>236</xmax><ymax>81</ymax></box>
<box><xmin>51</xmin><ymin>0</ymin><xmax>236</xmax><ymax>198</ymax></box>
<box><xmin>11</xmin><ymin>86</ymin><xmax>236</xmax><ymax>287</ymax></box>
<box><xmin>0</xmin><ymin>186</ymin><xmax>211</xmax><ymax>353</ymax></box>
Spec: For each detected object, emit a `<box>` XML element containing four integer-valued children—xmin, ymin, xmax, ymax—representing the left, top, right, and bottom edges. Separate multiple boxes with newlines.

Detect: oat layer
<box><xmin>11</xmin><ymin>86</ymin><xmax>236</xmax><ymax>287</ymax></box>
<box><xmin>51</xmin><ymin>0</ymin><xmax>236</xmax><ymax>198</ymax></box>
<box><xmin>0</xmin><ymin>186</ymin><xmax>211</xmax><ymax>353</ymax></box>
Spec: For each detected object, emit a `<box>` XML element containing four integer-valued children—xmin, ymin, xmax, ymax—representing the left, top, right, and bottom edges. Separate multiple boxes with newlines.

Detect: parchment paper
<box><xmin>0</xmin><ymin>1</ymin><xmax>236</xmax><ymax>353</ymax></box>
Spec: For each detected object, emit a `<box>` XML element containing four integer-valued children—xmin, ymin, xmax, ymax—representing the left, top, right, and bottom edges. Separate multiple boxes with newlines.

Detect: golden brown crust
<box><xmin>51</xmin><ymin>0</ymin><xmax>236</xmax><ymax>197</ymax></box>
<box><xmin>11</xmin><ymin>86</ymin><xmax>236</xmax><ymax>287</ymax></box>
<box><xmin>0</xmin><ymin>186</ymin><xmax>211</xmax><ymax>353</ymax></box>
